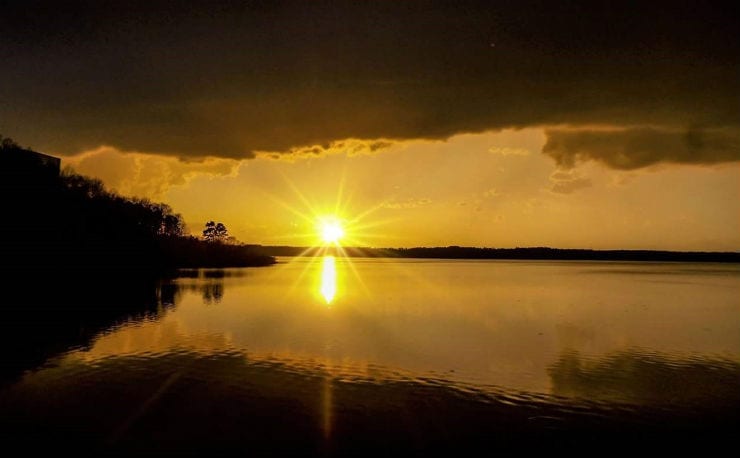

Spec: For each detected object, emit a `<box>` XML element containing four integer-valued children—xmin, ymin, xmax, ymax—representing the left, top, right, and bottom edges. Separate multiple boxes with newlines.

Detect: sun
<box><xmin>318</xmin><ymin>217</ymin><xmax>345</xmax><ymax>244</ymax></box>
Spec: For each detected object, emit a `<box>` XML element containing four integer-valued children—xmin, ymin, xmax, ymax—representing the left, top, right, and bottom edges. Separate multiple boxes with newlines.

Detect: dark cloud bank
<box><xmin>1</xmin><ymin>1</ymin><xmax>738</xmax><ymax>168</ymax></box>
<box><xmin>544</xmin><ymin>127</ymin><xmax>740</xmax><ymax>170</ymax></box>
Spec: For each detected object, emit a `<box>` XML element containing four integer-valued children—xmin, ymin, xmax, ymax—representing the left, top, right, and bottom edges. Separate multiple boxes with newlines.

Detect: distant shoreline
<box><xmin>252</xmin><ymin>246</ymin><xmax>740</xmax><ymax>263</ymax></box>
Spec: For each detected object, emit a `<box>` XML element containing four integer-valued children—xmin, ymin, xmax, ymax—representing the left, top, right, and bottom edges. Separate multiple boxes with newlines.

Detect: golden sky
<box><xmin>62</xmin><ymin>128</ymin><xmax>740</xmax><ymax>250</ymax></box>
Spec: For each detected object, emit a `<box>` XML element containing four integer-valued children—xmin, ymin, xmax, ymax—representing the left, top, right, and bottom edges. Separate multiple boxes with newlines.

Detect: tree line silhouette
<box><xmin>0</xmin><ymin>135</ymin><xmax>274</xmax><ymax>278</ymax></box>
<box><xmin>259</xmin><ymin>245</ymin><xmax>740</xmax><ymax>262</ymax></box>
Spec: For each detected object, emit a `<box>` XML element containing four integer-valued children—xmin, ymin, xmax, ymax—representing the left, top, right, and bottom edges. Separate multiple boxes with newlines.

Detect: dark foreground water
<box><xmin>1</xmin><ymin>258</ymin><xmax>739</xmax><ymax>455</ymax></box>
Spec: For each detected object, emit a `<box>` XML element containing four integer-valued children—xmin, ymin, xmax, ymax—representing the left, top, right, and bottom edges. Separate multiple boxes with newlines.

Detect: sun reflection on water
<box><xmin>320</xmin><ymin>256</ymin><xmax>337</xmax><ymax>304</ymax></box>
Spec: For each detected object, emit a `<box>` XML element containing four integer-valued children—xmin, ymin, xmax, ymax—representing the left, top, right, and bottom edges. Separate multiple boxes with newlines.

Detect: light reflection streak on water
<box><xmin>320</xmin><ymin>256</ymin><xmax>337</xmax><ymax>304</ymax></box>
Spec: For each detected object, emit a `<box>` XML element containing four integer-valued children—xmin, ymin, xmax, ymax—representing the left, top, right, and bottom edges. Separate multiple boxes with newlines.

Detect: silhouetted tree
<box><xmin>1</xmin><ymin>135</ymin><xmax>20</xmax><ymax>150</ymax></box>
<box><xmin>203</xmin><ymin>221</ymin><xmax>228</xmax><ymax>242</ymax></box>
<box><xmin>161</xmin><ymin>213</ymin><xmax>186</xmax><ymax>237</ymax></box>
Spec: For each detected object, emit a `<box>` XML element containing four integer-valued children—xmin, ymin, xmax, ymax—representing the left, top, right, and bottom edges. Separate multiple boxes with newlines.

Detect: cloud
<box><xmin>549</xmin><ymin>170</ymin><xmax>592</xmax><ymax>194</ymax></box>
<box><xmin>543</xmin><ymin>127</ymin><xmax>740</xmax><ymax>170</ymax></box>
<box><xmin>256</xmin><ymin>139</ymin><xmax>396</xmax><ymax>161</ymax></box>
<box><xmin>63</xmin><ymin>146</ymin><xmax>240</xmax><ymax>199</ymax></box>
<box><xmin>609</xmin><ymin>172</ymin><xmax>638</xmax><ymax>187</ymax></box>
<box><xmin>457</xmin><ymin>198</ymin><xmax>484</xmax><ymax>211</ymax></box>
<box><xmin>488</xmin><ymin>147</ymin><xmax>529</xmax><ymax>156</ymax></box>
<box><xmin>382</xmin><ymin>197</ymin><xmax>432</xmax><ymax>209</ymax></box>
<box><xmin>1</xmin><ymin>2</ymin><xmax>738</xmax><ymax>161</ymax></box>
<box><xmin>482</xmin><ymin>188</ymin><xmax>500</xmax><ymax>198</ymax></box>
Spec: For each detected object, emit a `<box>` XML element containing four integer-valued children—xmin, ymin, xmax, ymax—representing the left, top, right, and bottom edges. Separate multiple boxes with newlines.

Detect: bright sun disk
<box><xmin>319</xmin><ymin>218</ymin><xmax>344</xmax><ymax>244</ymax></box>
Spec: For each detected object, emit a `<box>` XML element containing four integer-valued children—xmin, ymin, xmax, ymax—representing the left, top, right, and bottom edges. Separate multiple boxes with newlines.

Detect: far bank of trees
<box><xmin>257</xmin><ymin>245</ymin><xmax>740</xmax><ymax>263</ymax></box>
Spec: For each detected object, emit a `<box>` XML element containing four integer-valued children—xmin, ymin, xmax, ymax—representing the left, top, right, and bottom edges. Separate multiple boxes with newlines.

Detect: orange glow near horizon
<box><xmin>261</xmin><ymin>164</ymin><xmax>397</xmax><ymax>252</ymax></box>
<box><xmin>64</xmin><ymin>129</ymin><xmax>740</xmax><ymax>252</ymax></box>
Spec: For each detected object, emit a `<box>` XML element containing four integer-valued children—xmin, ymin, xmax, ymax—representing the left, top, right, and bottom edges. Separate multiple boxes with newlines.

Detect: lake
<box><xmin>1</xmin><ymin>258</ymin><xmax>739</xmax><ymax>454</ymax></box>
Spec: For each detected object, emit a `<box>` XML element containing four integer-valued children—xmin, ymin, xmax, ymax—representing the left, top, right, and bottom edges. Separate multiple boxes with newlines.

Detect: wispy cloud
<box><xmin>549</xmin><ymin>170</ymin><xmax>592</xmax><ymax>194</ymax></box>
<box><xmin>381</xmin><ymin>197</ymin><xmax>432</xmax><ymax>209</ymax></box>
<box><xmin>488</xmin><ymin>146</ymin><xmax>529</xmax><ymax>156</ymax></box>
<box><xmin>255</xmin><ymin>139</ymin><xmax>396</xmax><ymax>161</ymax></box>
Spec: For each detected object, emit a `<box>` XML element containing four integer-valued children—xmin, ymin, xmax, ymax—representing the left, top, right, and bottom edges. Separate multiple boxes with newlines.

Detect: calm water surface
<box><xmin>1</xmin><ymin>258</ymin><xmax>739</xmax><ymax>454</ymax></box>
